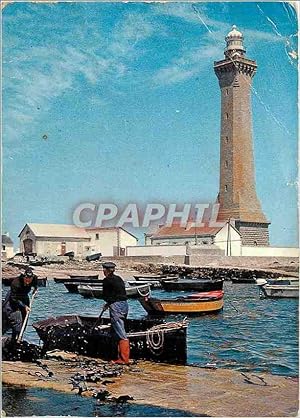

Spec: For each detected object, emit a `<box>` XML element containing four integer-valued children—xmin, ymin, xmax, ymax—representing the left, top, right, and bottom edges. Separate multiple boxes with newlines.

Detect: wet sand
<box><xmin>2</xmin><ymin>354</ymin><xmax>298</xmax><ymax>417</ymax></box>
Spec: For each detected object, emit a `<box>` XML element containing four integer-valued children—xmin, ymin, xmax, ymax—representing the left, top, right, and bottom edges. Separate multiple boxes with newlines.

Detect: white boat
<box><xmin>256</xmin><ymin>279</ymin><xmax>299</xmax><ymax>298</ymax></box>
<box><xmin>78</xmin><ymin>283</ymin><xmax>151</xmax><ymax>299</ymax></box>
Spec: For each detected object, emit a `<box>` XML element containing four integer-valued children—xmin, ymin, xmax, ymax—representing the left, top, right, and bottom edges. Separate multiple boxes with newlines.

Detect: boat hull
<box><xmin>161</xmin><ymin>279</ymin><xmax>224</xmax><ymax>292</ymax></box>
<box><xmin>260</xmin><ymin>285</ymin><xmax>299</xmax><ymax>298</ymax></box>
<box><xmin>32</xmin><ymin>315</ymin><xmax>187</xmax><ymax>364</ymax></box>
<box><xmin>78</xmin><ymin>283</ymin><xmax>151</xmax><ymax>298</ymax></box>
<box><xmin>139</xmin><ymin>296</ymin><xmax>224</xmax><ymax>315</ymax></box>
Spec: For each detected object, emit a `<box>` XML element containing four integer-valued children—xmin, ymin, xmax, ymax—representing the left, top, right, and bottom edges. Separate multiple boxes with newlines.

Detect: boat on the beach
<box><xmin>161</xmin><ymin>278</ymin><xmax>224</xmax><ymax>292</ymax></box>
<box><xmin>139</xmin><ymin>290</ymin><xmax>224</xmax><ymax>315</ymax></box>
<box><xmin>86</xmin><ymin>253</ymin><xmax>102</xmax><ymax>262</ymax></box>
<box><xmin>78</xmin><ymin>283</ymin><xmax>151</xmax><ymax>298</ymax></box>
<box><xmin>2</xmin><ymin>277</ymin><xmax>47</xmax><ymax>287</ymax></box>
<box><xmin>33</xmin><ymin>314</ymin><xmax>188</xmax><ymax>364</ymax></box>
<box><xmin>256</xmin><ymin>279</ymin><xmax>299</xmax><ymax>298</ymax></box>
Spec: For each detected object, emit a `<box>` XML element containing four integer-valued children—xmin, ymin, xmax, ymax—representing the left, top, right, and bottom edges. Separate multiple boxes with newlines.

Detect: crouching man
<box><xmin>102</xmin><ymin>262</ymin><xmax>130</xmax><ymax>364</ymax></box>
<box><xmin>2</xmin><ymin>267</ymin><xmax>38</xmax><ymax>342</ymax></box>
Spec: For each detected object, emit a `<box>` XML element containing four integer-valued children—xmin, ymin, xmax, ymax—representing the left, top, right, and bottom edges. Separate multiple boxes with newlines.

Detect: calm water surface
<box><xmin>3</xmin><ymin>280</ymin><xmax>298</xmax><ymax>376</ymax></box>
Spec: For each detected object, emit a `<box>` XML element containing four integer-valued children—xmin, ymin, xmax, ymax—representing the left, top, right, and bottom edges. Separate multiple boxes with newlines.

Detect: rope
<box><xmin>146</xmin><ymin>329</ymin><xmax>165</xmax><ymax>355</ymax></box>
<box><xmin>136</xmin><ymin>285</ymin><xmax>151</xmax><ymax>298</ymax></box>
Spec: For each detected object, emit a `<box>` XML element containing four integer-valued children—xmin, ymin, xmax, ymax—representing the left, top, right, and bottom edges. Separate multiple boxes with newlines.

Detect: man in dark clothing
<box><xmin>2</xmin><ymin>267</ymin><xmax>38</xmax><ymax>341</ymax></box>
<box><xmin>102</xmin><ymin>262</ymin><xmax>130</xmax><ymax>364</ymax></box>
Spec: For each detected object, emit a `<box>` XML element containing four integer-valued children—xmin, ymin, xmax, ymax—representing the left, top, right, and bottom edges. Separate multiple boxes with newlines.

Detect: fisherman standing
<box><xmin>102</xmin><ymin>262</ymin><xmax>130</xmax><ymax>364</ymax></box>
<box><xmin>2</xmin><ymin>267</ymin><xmax>38</xmax><ymax>342</ymax></box>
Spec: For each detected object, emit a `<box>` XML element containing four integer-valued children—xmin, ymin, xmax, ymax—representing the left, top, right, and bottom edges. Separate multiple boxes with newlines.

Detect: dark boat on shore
<box><xmin>33</xmin><ymin>315</ymin><xmax>187</xmax><ymax>364</ymax></box>
<box><xmin>54</xmin><ymin>275</ymin><xmax>100</xmax><ymax>284</ymax></box>
<box><xmin>139</xmin><ymin>290</ymin><xmax>224</xmax><ymax>315</ymax></box>
<box><xmin>86</xmin><ymin>253</ymin><xmax>102</xmax><ymax>262</ymax></box>
<box><xmin>161</xmin><ymin>278</ymin><xmax>224</xmax><ymax>292</ymax></box>
<box><xmin>2</xmin><ymin>277</ymin><xmax>48</xmax><ymax>287</ymax></box>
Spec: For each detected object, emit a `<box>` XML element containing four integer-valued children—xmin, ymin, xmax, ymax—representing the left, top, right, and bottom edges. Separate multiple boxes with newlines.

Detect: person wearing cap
<box><xmin>102</xmin><ymin>262</ymin><xmax>130</xmax><ymax>364</ymax></box>
<box><xmin>2</xmin><ymin>267</ymin><xmax>38</xmax><ymax>341</ymax></box>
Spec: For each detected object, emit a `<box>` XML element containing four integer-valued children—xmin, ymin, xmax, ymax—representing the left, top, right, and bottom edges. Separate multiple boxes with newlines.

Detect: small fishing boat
<box><xmin>78</xmin><ymin>283</ymin><xmax>151</xmax><ymax>299</ymax></box>
<box><xmin>161</xmin><ymin>278</ymin><xmax>224</xmax><ymax>292</ymax></box>
<box><xmin>256</xmin><ymin>279</ymin><xmax>299</xmax><ymax>298</ymax></box>
<box><xmin>54</xmin><ymin>275</ymin><xmax>100</xmax><ymax>284</ymax></box>
<box><xmin>86</xmin><ymin>253</ymin><xmax>102</xmax><ymax>262</ymax></box>
<box><xmin>33</xmin><ymin>315</ymin><xmax>187</xmax><ymax>364</ymax></box>
<box><xmin>2</xmin><ymin>277</ymin><xmax>47</xmax><ymax>287</ymax></box>
<box><xmin>231</xmin><ymin>277</ymin><xmax>256</xmax><ymax>284</ymax></box>
<box><xmin>139</xmin><ymin>290</ymin><xmax>224</xmax><ymax>315</ymax></box>
<box><xmin>133</xmin><ymin>274</ymin><xmax>168</xmax><ymax>280</ymax></box>
<box><xmin>264</xmin><ymin>277</ymin><xmax>299</xmax><ymax>286</ymax></box>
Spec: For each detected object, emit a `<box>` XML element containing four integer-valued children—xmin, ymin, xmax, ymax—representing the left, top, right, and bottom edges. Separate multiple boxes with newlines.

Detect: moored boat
<box><xmin>139</xmin><ymin>291</ymin><xmax>224</xmax><ymax>315</ymax></box>
<box><xmin>231</xmin><ymin>277</ymin><xmax>256</xmax><ymax>284</ymax></box>
<box><xmin>32</xmin><ymin>314</ymin><xmax>188</xmax><ymax>364</ymax></box>
<box><xmin>256</xmin><ymin>279</ymin><xmax>299</xmax><ymax>298</ymax></box>
<box><xmin>134</xmin><ymin>275</ymin><xmax>168</xmax><ymax>280</ymax></box>
<box><xmin>161</xmin><ymin>278</ymin><xmax>224</xmax><ymax>292</ymax></box>
<box><xmin>54</xmin><ymin>275</ymin><xmax>100</xmax><ymax>284</ymax></box>
<box><xmin>78</xmin><ymin>283</ymin><xmax>151</xmax><ymax>299</ymax></box>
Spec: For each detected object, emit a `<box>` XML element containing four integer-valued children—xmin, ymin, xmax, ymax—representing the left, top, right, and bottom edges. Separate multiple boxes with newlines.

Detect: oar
<box><xmin>17</xmin><ymin>290</ymin><xmax>37</xmax><ymax>343</ymax></box>
<box><xmin>90</xmin><ymin>305</ymin><xmax>108</xmax><ymax>334</ymax></box>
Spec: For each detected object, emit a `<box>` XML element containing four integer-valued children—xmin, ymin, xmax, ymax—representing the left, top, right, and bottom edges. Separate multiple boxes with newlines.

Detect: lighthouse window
<box><xmin>225</xmin><ymin>185</ymin><xmax>228</xmax><ymax>192</ymax></box>
<box><xmin>225</xmin><ymin>112</ymin><xmax>229</xmax><ymax>119</ymax></box>
<box><xmin>225</xmin><ymin>136</ymin><xmax>229</xmax><ymax>143</ymax></box>
<box><xmin>225</xmin><ymin>160</ymin><xmax>228</xmax><ymax>168</ymax></box>
<box><xmin>226</xmin><ymin>89</ymin><xmax>229</xmax><ymax>95</ymax></box>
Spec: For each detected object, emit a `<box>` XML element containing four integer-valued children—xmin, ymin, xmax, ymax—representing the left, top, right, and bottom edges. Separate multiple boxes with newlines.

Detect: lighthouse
<box><xmin>214</xmin><ymin>26</ymin><xmax>270</xmax><ymax>246</ymax></box>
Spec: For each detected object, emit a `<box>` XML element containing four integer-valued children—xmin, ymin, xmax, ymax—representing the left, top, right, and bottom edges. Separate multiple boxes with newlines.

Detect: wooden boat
<box><xmin>69</xmin><ymin>274</ymin><xmax>99</xmax><ymax>280</ymax></box>
<box><xmin>78</xmin><ymin>283</ymin><xmax>151</xmax><ymax>299</ymax></box>
<box><xmin>54</xmin><ymin>275</ymin><xmax>100</xmax><ymax>284</ymax></box>
<box><xmin>161</xmin><ymin>278</ymin><xmax>224</xmax><ymax>292</ymax></box>
<box><xmin>86</xmin><ymin>253</ymin><xmax>102</xmax><ymax>262</ymax></box>
<box><xmin>256</xmin><ymin>279</ymin><xmax>299</xmax><ymax>298</ymax></box>
<box><xmin>264</xmin><ymin>277</ymin><xmax>299</xmax><ymax>286</ymax></box>
<box><xmin>2</xmin><ymin>277</ymin><xmax>47</xmax><ymax>287</ymax></box>
<box><xmin>33</xmin><ymin>315</ymin><xmax>187</xmax><ymax>364</ymax></box>
<box><xmin>139</xmin><ymin>291</ymin><xmax>224</xmax><ymax>315</ymax></box>
<box><xmin>231</xmin><ymin>277</ymin><xmax>256</xmax><ymax>284</ymax></box>
<box><xmin>133</xmin><ymin>274</ymin><xmax>168</xmax><ymax>280</ymax></box>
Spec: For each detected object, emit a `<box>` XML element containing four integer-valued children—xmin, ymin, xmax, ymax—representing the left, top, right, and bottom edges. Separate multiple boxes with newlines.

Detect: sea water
<box><xmin>2</xmin><ymin>280</ymin><xmax>298</xmax><ymax>376</ymax></box>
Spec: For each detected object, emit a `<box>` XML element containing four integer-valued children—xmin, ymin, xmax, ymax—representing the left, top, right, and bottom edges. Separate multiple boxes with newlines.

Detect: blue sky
<box><xmin>3</xmin><ymin>2</ymin><xmax>298</xmax><ymax>247</ymax></box>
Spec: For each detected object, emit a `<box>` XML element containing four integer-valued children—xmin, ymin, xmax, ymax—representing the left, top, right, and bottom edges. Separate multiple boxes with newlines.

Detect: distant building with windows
<box><xmin>2</xmin><ymin>233</ymin><xmax>14</xmax><ymax>259</ymax></box>
<box><xmin>18</xmin><ymin>223</ymin><xmax>138</xmax><ymax>257</ymax></box>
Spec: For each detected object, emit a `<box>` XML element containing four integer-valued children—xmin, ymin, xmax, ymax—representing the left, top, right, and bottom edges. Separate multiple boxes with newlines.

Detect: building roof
<box><xmin>149</xmin><ymin>223</ymin><xmax>224</xmax><ymax>239</ymax></box>
<box><xmin>19</xmin><ymin>223</ymin><xmax>90</xmax><ymax>239</ymax></box>
<box><xmin>2</xmin><ymin>234</ymin><xmax>13</xmax><ymax>245</ymax></box>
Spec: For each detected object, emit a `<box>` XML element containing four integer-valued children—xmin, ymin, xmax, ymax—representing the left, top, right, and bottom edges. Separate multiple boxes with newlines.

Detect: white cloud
<box><xmin>153</xmin><ymin>44</ymin><xmax>223</xmax><ymax>86</ymax></box>
<box><xmin>3</xmin><ymin>10</ymin><xmax>156</xmax><ymax>142</ymax></box>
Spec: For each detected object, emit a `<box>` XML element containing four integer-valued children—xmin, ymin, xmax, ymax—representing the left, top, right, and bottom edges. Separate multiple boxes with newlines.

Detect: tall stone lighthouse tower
<box><xmin>214</xmin><ymin>26</ymin><xmax>270</xmax><ymax>246</ymax></box>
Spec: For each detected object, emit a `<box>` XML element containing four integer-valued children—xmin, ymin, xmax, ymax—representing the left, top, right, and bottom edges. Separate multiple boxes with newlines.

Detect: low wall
<box><xmin>241</xmin><ymin>246</ymin><xmax>299</xmax><ymax>258</ymax></box>
<box><xmin>126</xmin><ymin>245</ymin><xmax>186</xmax><ymax>257</ymax></box>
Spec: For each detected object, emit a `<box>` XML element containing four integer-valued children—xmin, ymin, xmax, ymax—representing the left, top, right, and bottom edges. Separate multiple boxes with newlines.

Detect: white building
<box><xmin>19</xmin><ymin>223</ymin><xmax>138</xmax><ymax>257</ymax></box>
<box><xmin>2</xmin><ymin>234</ymin><xmax>14</xmax><ymax>259</ymax></box>
<box><xmin>85</xmin><ymin>227</ymin><xmax>138</xmax><ymax>256</ymax></box>
<box><xmin>145</xmin><ymin>222</ymin><xmax>241</xmax><ymax>253</ymax></box>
